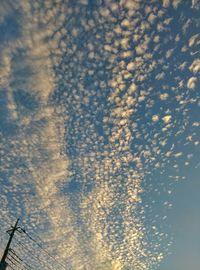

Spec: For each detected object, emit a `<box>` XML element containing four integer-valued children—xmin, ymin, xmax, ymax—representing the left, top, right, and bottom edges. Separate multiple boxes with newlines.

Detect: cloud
<box><xmin>172</xmin><ymin>0</ymin><xmax>182</xmax><ymax>9</ymax></box>
<box><xmin>152</xmin><ymin>115</ymin><xmax>160</xmax><ymax>122</ymax></box>
<box><xmin>163</xmin><ymin>0</ymin><xmax>170</xmax><ymax>8</ymax></box>
<box><xmin>192</xmin><ymin>0</ymin><xmax>200</xmax><ymax>8</ymax></box>
<box><xmin>188</xmin><ymin>34</ymin><xmax>199</xmax><ymax>47</ymax></box>
<box><xmin>162</xmin><ymin>115</ymin><xmax>172</xmax><ymax>123</ymax></box>
<box><xmin>160</xmin><ymin>93</ymin><xmax>169</xmax><ymax>100</ymax></box>
<box><xmin>187</xmin><ymin>77</ymin><xmax>197</xmax><ymax>89</ymax></box>
<box><xmin>0</xmin><ymin>0</ymin><xmax>199</xmax><ymax>269</ymax></box>
<box><xmin>190</xmin><ymin>59</ymin><xmax>200</xmax><ymax>74</ymax></box>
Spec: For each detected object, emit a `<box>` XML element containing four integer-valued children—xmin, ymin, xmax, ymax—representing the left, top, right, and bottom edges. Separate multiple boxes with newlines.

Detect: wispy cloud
<box><xmin>0</xmin><ymin>0</ymin><xmax>199</xmax><ymax>269</ymax></box>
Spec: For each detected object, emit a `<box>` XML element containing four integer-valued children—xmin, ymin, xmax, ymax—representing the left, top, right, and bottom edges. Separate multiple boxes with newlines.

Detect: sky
<box><xmin>0</xmin><ymin>0</ymin><xmax>200</xmax><ymax>269</ymax></box>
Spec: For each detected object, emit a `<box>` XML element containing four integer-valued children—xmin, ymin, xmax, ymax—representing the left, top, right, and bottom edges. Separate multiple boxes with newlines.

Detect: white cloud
<box><xmin>187</xmin><ymin>77</ymin><xmax>197</xmax><ymax>89</ymax></box>
<box><xmin>1</xmin><ymin>1</ymin><xmax>199</xmax><ymax>269</ymax></box>
<box><xmin>162</xmin><ymin>115</ymin><xmax>172</xmax><ymax>123</ymax></box>
<box><xmin>160</xmin><ymin>93</ymin><xmax>169</xmax><ymax>100</ymax></box>
<box><xmin>188</xmin><ymin>34</ymin><xmax>199</xmax><ymax>47</ymax></box>
<box><xmin>127</xmin><ymin>62</ymin><xmax>135</xmax><ymax>71</ymax></box>
<box><xmin>163</xmin><ymin>0</ymin><xmax>170</xmax><ymax>8</ymax></box>
<box><xmin>152</xmin><ymin>115</ymin><xmax>159</xmax><ymax>122</ymax></box>
<box><xmin>189</xmin><ymin>59</ymin><xmax>200</xmax><ymax>74</ymax></box>
<box><xmin>172</xmin><ymin>0</ymin><xmax>182</xmax><ymax>9</ymax></box>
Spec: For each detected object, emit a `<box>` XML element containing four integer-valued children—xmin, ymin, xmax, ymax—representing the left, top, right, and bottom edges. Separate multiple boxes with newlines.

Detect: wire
<box><xmin>9</xmin><ymin>248</ymin><xmax>23</xmax><ymax>262</ymax></box>
<box><xmin>9</xmin><ymin>248</ymin><xmax>33</xmax><ymax>270</ymax></box>
<box><xmin>7</xmin><ymin>256</ymin><xmax>30</xmax><ymax>270</ymax></box>
<box><xmin>8</xmin><ymin>252</ymin><xmax>22</xmax><ymax>265</ymax></box>
<box><xmin>1</xmin><ymin>218</ymin><xmax>68</xmax><ymax>270</ymax></box>
<box><xmin>18</xmin><ymin>229</ymin><xmax>68</xmax><ymax>270</ymax></box>
<box><xmin>6</xmin><ymin>256</ymin><xmax>27</xmax><ymax>270</ymax></box>
<box><xmin>13</xmin><ymin>237</ymin><xmax>55</xmax><ymax>270</ymax></box>
<box><xmin>7</xmin><ymin>263</ymin><xmax>15</xmax><ymax>270</ymax></box>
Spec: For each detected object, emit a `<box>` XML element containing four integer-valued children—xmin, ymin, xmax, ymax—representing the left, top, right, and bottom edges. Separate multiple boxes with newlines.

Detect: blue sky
<box><xmin>157</xmin><ymin>164</ymin><xmax>200</xmax><ymax>270</ymax></box>
<box><xmin>0</xmin><ymin>0</ymin><xmax>200</xmax><ymax>269</ymax></box>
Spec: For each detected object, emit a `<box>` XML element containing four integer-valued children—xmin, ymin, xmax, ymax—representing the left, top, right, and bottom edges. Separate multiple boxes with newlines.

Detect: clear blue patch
<box><xmin>0</xmin><ymin>11</ymin><xmax>21</xmax><ymax>43</ymax></box>
<box><xmin>0</xmin><ymin>90</ymin><xmax>17</xmax><ymax>135</ymax></box>
<box><xmin>13</xmin><ymin>89</ymin><xmax>38</xmax><ymax>111</ymax></box>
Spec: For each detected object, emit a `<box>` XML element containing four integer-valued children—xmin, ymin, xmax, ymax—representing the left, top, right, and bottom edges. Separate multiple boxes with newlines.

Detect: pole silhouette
<box><xmin>0</xmin><ymin>219</ymin><xmax>19</xmax><ymax>270</ymax></box>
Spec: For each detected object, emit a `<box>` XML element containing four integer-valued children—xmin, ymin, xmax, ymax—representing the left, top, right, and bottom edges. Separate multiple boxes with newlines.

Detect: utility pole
<box><xmin>0</xmin><ymin>219</ymin><xmax>19</xmax><ymax>270</ymax></box>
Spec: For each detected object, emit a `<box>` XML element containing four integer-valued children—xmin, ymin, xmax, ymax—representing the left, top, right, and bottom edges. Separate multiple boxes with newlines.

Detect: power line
<box><xmin>0</xmin><ymin>218</ymin><xmax>20</xmax><ymax>270</ymax></box>
<box><xmin>13</xmin><ymin>237</ymin><xmax>55</xmax><ymax>270</ymax></box>
<box><xmin>7</xmin><ymin>257</ymin><xmax>30</xmax><ymax>270</ymax></box>
<box><xmin>7</xmin><ymin>247</ymin><xmax>35</xmax><ymax>270</ymax></box>
<box><xmin>9</xmin><ymin>249</ymin><xmax>33</xmax><ymax>270</ymax></box>
<box><xmin>7</xmin><ymin>252</ymin><xmax>22</xmax><ymax>265</ymax></box>
<box><xmin>1</xmin><ymin>218</ymin><xmax>69</xmax><ymax>270</ymax></box>
<box><xmin>0</xmin><ymin>218</ymin><xmax>64</xmax><ymax>270</ymax></box>
<box><xmin>6</xmin><ymin>257</ymin><xmax>27</xmax><ymax>270</ymax></box>
<box><xmin>13</xmin><ymin>238</ymin><xmax>49</xmax><ymax>270</ymax></box>
<box><xmin>17</xmin><ymin>228</ymin><xmax>68</xmax><ymax>270</ymax></box>
<box><xmin>7</xmin><ymin>262</ymin><xmax>15</xmax><ymax>270</ymax></box>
